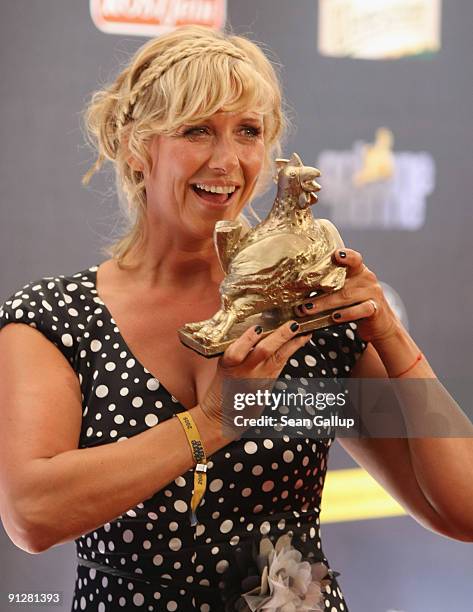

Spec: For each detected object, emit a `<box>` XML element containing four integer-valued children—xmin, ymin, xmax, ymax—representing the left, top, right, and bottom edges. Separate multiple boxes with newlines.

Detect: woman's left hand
<box><xmin>294</xmin><ymin>248</ymin><xmax>400</xmax><ymax>344</ymax></box>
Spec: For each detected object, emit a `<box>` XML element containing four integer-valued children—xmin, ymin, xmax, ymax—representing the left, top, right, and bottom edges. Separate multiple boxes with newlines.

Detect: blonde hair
<box><xmin>83</xmin><ymin>25</ymin><xmax>287</xmax><ymax>268</ymax></box>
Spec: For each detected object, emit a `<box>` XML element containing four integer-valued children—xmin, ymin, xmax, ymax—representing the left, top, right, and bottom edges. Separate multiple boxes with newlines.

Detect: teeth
<box><xmin>195</xmin><ymin>184</ymin><xmax>236</xmax><ymax>194</ymax></box>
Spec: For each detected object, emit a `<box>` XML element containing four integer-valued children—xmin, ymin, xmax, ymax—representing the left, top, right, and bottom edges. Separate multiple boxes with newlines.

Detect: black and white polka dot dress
<box><xmin>0</xmin><ymin>265</ymin><xmax>367</xmax><ymax>612</ymax></box>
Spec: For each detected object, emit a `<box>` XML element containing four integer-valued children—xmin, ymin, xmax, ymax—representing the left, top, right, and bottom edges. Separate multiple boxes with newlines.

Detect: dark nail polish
<box><xmin>255</xmin><ymin>325</ymin><xmax>263</xmax><ymax>334</ymax></box>
<box><xmin>290</xmin><ymin>322</ymin><xmax>300</xmax><ymax>332</ymax></box>
<box><xmin>304</xmin><ymin>302</ymin><xmax>314</xmax><ymax>309</ymax></box>
<box><xmin>338</xmin><ymin>250</ymin><xmax>347</xmax><ymax>258</ymax></box>
<box><xmin>333</xmin><ymin>312</ymin><xmax>342</xmax><ymax>319</ymax></box>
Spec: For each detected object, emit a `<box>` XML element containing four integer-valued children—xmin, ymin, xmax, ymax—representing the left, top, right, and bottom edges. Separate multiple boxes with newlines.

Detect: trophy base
<box><xmin>178</xmin><ymin>306</ymin><xmax>351</xmax><ymax>358</ymax></box>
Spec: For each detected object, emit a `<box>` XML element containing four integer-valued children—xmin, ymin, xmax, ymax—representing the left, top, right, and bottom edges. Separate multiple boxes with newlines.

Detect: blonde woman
<box><xmin>0</xmin><ymin>25</ymin><xmax>471</xmax><ymax>612</ymax></box>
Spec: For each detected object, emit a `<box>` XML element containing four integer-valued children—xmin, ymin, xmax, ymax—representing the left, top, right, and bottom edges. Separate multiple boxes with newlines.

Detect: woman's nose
<box><xmin>208</xmin><ymin>137</ymin><xmax>240</xmax><ymax>174</ymax></box>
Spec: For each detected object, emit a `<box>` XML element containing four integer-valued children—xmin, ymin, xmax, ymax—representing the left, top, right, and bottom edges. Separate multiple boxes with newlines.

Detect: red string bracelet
<box><xmin>392</xmin><ymin>352</ymin><xmax>423</xmax><ymax>378</ymax></box>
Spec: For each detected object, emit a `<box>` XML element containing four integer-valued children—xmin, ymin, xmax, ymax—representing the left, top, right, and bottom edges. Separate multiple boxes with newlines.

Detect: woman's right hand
<box><xmin>199</xmin><ymin>321</ymin><xmax>312</xmax><ymax>439</ymax></box>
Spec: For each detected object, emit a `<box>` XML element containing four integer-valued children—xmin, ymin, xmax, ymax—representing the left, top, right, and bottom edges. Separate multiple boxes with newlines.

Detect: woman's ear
<box><xmin>123</xmin><ymin>133</ymin><xmax>145</xmax><ymax>173</ymax></box>
<box><xmin>127</xmin><ymin>155</ymin><xmax>144</xmax><ymax>172</ymax></box>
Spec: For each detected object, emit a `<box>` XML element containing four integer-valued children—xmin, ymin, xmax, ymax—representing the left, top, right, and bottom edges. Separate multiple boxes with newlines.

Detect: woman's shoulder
<box><xmin>0</xmin><ymin>264</ymin><xmax>99</xmax><ymax>318</ymax></box>
<box><xmin>0</xmin><ymin>264</ymin><xmax>101</xmax><ymax>364</ymax></box>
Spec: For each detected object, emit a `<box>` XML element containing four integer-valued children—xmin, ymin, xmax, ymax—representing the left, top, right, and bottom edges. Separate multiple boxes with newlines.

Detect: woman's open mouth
<box><xmin>191</xmin><ymin>183</ymin><xmax>240</xmax><ymax>207</ymax></box>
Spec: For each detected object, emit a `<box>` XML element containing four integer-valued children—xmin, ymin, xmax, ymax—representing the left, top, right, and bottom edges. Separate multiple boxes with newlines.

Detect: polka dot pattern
<box><xmin>0</xmin><ymin>266</ymin><xmax>367</xmax><ymax>610</ymax></box>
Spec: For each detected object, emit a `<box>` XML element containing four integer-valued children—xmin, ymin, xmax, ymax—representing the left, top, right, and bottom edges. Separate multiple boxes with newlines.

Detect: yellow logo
<box><xmin>353</xmin><ymin>128</ymin><xmax>395</xmax><ymax>187</ymax></box>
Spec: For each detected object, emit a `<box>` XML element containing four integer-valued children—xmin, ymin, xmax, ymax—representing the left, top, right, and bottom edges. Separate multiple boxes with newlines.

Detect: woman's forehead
<box><xmin>200</xmin><ymin>110</ymin><xmax>264</xmax><ymax>122</ymax></box>
<box><xmin>184</xmin><ymin>109</ymin><xmax>264</xmax><ymax>123</ymax></box>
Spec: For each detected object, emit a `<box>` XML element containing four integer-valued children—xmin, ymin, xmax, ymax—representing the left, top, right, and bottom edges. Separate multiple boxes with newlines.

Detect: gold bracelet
<box><xmin>175</xmin><ymin>411</ymin><xmax>208</xmax><ymax>526</ymax></box>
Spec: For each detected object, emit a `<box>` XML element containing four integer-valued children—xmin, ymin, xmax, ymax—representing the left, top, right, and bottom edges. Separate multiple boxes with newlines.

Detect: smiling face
<box><xmin>84</xmin><ymin>26</ymin><xmax>287</xmax><ymax>266</ymax></box>
<box><xmin>143</xmin><ymin>110</ymin><xmax>265</xmax><ymax>238</ymax></box>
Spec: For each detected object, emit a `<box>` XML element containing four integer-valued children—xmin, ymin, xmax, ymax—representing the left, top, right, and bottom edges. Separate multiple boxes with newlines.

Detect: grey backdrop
<box><xmin>1</xmin><ymin>1</ymin><xmax>472</xmax><ymax>611</ymax></box>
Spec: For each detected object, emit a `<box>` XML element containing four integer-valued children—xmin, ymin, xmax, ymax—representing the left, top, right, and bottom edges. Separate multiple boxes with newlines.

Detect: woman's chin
<box><xmin>182</xmin><ymin>216</ymin><xmax>223</xmax><ymax>242</ymax></box>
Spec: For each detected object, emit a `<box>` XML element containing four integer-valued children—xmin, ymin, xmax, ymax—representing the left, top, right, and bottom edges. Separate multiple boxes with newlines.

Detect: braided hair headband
<box><xmin>116</xmin><ymin>42</ymin><xmax>248</xmax><ymax>129</ymax></box>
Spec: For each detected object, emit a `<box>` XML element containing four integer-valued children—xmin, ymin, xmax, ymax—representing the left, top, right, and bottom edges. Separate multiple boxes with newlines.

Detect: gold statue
<box><xmin>178</xmin><ymin>153</ymin><xmax>348</xmax><ymax>356</ymax></box>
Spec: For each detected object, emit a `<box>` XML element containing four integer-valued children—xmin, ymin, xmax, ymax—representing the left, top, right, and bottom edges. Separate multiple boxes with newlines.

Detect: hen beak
<box><xmin>300</xmin><ymin>177</ymin><xmax>321</xmax><ymax>207</ymax></box>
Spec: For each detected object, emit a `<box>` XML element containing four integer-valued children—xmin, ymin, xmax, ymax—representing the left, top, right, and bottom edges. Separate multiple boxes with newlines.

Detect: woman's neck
<box><xmin>117</xmin><ymin>236</ymin><xmax>224</xmax><ymax>295</ymax></box>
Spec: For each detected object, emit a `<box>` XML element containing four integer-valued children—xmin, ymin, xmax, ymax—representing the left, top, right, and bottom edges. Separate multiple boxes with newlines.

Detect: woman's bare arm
<box><xmin>339</xmin><ymin>341</ymin><xmax>473</xmax><ymax>541</ymax></box>
<box><xmin>0</xmin><ymin>319</ymin><xmax>309</xmax><ymax>554</ymax></box>
<box><xmin>0</xmin><ymin>323</ymin><xmax>230</xmax><ymax>554</ymax></box>
<box><xmin>295</xmin><ymin>248</ymin><xmax>473</xmax><ymax>541</ymax></box>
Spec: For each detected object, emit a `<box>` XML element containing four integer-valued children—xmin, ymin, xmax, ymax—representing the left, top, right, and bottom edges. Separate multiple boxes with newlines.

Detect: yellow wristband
<box><xmin>175</xmin><ymin>411</ymin><xmax>208</xmax><ymax>526</ymax></box>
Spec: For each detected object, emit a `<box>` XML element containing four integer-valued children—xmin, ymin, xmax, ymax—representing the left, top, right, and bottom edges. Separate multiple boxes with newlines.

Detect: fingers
<box><xmin>221</xmin><ymin>320</ymin><xmax>311</xmax><ymax>374</ymax></box>
<box><xmin>247</xmin><ymin>321</ymin><xmax>303</xmax><ymax>366</ymax></box>
<box><xmin>331</xmin><ymin>299</ymin><xmax>377</xmax><ymax>323</ymax></box>
<box><xmin>332</xmin><ymin>248</ymin><xmax>365</xmax><ymax>277</ymax></box>
<box><xmin>270</xmin><ymin>332</ymin><xmax>312</xmax><ymax>369</ymax></box>
<box><xmin>303</xmin><ymin>282</ymin><xmax>369</xmax><ymax>316</ymax></box>
<box><xmin>220</xmin><ymin>324</ymin><xmax>264</xmax><ymax>367</ymax></box>
<box><xmin>293</xmin><ymin>301</ymin><xmax>315</xmax><ymax>318</ymax></box>
<box><xmin>294</xmin><ymin>250</ymin><xmax>370</xmax><ymax>318</ymax></box>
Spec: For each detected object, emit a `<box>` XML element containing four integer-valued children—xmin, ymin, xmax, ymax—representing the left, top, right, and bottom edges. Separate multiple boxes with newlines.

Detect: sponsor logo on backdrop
<box><xmin>352</xmin><ymin>127</ymin><xmax>395</xmax><ymax>187</ymax></box>
<box><xmin>317</xmin><ymin>128</ymin><xmax>435</xmax><ymax>230</ymax></box>
<box><xmin>90</xmin><ymin>0</ymin><xmax>226</xmax><ymax>36</ymax></box>
<box><xmin>318</xmin><ymin>0</ymin><xmax>442</xmax><ymax>59</ymax></box>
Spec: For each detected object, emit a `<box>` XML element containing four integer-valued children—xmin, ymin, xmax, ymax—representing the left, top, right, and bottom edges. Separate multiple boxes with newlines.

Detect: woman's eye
<box><xmin>180</xmin><ymin>125</ymin><xmax>262</xmax><ymax>139</ymax></box>
<box><xmin>240</xmin><ymin>126</ymin><xmax>262</xmax><ymax>138</ymax></box>
<box><xmin>183</xmin><ymin>127</ymin><xmax>210</xmax><ymax>137</ymax></box>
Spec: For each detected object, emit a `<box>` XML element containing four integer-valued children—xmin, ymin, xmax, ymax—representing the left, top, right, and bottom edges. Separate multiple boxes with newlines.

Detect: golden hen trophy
<box><xmin>178</xmin><ymin>153</ymin><xmax>348</xmax><ymax>357</ymax></box>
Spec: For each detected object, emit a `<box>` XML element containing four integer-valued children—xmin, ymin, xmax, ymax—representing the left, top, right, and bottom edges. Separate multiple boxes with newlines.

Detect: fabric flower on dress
<box><xmin>233</xmin><ymin>534</ymin><xmax>338</xmax><ymax>611</ymax></box>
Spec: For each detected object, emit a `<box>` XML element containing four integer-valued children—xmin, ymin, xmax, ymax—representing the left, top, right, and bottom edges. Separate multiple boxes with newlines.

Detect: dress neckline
<box><xmin>87</xmin><ymin>264</ymin><xmax>187</xmax><ymax>413</ymax></box>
